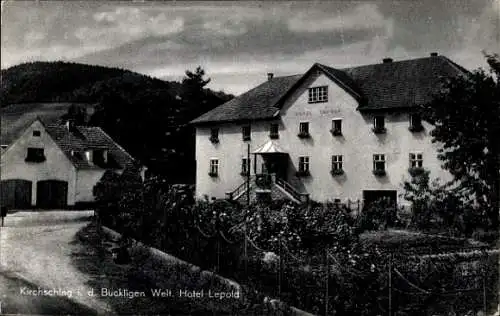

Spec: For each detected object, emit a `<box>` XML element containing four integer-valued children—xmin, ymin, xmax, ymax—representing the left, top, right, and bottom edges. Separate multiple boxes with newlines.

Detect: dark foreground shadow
<box><xmin>69</xmin><ymin>222</ymin><xmax>229</xmax><ymax>316</ymax></box>
<box><xmin>69</xmin><ymin>222</ymin><xmax>287</xmax><ymax>316</ymax></box>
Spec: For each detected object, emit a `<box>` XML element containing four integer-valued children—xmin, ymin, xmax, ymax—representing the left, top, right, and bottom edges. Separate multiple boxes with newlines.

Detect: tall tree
<box><xmin>424</xmin><ymin>53</ymin><xmax>500</xmax><ymax>229</ymax></box>
<box><xmin>182</xmin><ymin>66</ymin><xmax>211</xmax><ymax>91</ymax></box>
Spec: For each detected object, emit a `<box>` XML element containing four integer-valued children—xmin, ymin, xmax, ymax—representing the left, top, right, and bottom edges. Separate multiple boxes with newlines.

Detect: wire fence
<box><xmin>173</xmin><ymin>222</ymin><xmax>499</xmax><ymax>316</ymax></box>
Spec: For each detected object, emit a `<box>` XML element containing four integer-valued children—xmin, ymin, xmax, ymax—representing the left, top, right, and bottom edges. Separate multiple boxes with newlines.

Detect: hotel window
<box><xmin>298</xmin><ymin>122</ymin><xmax>310</xmax><ymax>138</ymax></box>
<box><xmin>308</xmin><ymin>86</ymin><xmax>328</xmax><ymax>103</ymax></box>
<box><xmin>209</xmin><ymin>128</ymin><xmax>219</xmax><ymax>143</ymax></box>
<box><xmin>373</xmin><ymin>116</ymin><xmax>386</xmax><ymax>134</ymax></box>
<box><xmin>33</xmin><ymin>130</ymin><xmax>41</xmax><ymax>137</ymax></box>
<box><xmin>25</xmin><ymin>147</ymin><xmax>46</xmax><ymax>163</ymax></box>
<box><xmin>241</xmin><ymin>158</ymin><xmax>251</xmax><ymax>176</ymax></box>
<box><xmin>331</xmin><ymin>155</ymin><xmax>344</xmax><ymax>175</ymax></box>
<box><xmin>209</xmin><ymin>159</ymin><xmax>219</xmax><ymax>177</ymax></box>
<box><xmin>297</xmin><ymin>156</ymin><xmax>310</xmax><ymax>176</ymax></box>
<box><xmin>409</xmin><ymin>114</ymin><xmax>423</xmax><ymax>132</ymax></box>
<box><xmin>270</xmin><ymin>123</ymin><xmax>279</xmax><ymax>139</ymax></box>
<box><xmin>373</xmin><ymin>154</ymin><xmax>386</xmax><ymax>176</ymax></box>
<box><xmin>242</xmin><ymin>125</ymin><xmax>251</xmax><ymax>141</ymax></box>
<box><xmin>331</xmin><ymin>119</ymin><xmax>342</xmax><ymax>136</ymax></box>
<box><xmin>409</xmin><ymin>152</ymin><xmax>423</xmax><ymax>168</ymax></box>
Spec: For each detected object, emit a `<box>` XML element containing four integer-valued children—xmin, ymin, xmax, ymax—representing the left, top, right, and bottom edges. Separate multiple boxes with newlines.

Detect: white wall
<box><xmin>279</xmin><ymin>72</ymin><xmax>452</xmax><ymax>203</ymax></box>
<box><xmin>195</xmin><ymin>72</ymin><xmax>453</xmax><ymax>203</ymax></box>
<box><xmin>195</xmin><ymin>121</ymin><xmax>273</xmax><ymax>200</ymax></box>
<box><xmin>0</xmin><ymin>120</ymin><xmax>77</xmax><ymax>205</ymax></box>
<box><xmin>76</xmin><ymin>169</ymin><xmax>106</xmax><ymax>202</ymax></box>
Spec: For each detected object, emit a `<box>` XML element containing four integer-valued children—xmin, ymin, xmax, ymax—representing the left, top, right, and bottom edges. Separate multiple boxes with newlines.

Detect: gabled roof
<box><xmin>341</xmin><ymin>56</ymin><xmax>468</xmax><ymax>110</ymax></box>
<box><xmin>2</xmin><ymin>117</ymin><xmax>134</xmax><ymax>170</ymax></box>
<box><xmin>42</xmin><ymin>123</ymin><xmax>136</xmax><ymax>170</ymax></box>
<box><xmin>191</xmin><ymin>55</ymin><xmax>467</xmax><ymax>125</ymax></box>
<box><xmin>252</xmin><ymin>140</ymin><xmax>287</xmax><ymax>154</ymax></box>
<box><xmin>190</xmin><ymin>74</ymin><xmax>302</xmax><ymax>124</ymax></box>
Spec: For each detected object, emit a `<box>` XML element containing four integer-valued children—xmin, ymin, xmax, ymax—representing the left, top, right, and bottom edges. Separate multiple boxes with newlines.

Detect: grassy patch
<box><xmin>71</xmin><ymin>222</ymin><xmax>273</xmax><ymax>315</ymax></box>
<box><xmin>359</xmin><ymin>229</ymin><xmax>475</xmax><ymax>252</ymax></box>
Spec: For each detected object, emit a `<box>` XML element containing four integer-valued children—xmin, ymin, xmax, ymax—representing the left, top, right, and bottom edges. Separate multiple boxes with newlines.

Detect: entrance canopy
<box><xmin>252</xmin><ymin>140</ymin><xmax>287</xmax><ymax>154</ymax></box>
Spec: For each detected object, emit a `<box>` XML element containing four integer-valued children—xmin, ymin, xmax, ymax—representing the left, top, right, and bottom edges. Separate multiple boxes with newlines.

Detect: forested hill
<box><xmin>1</xmin><ymin>61</ymin><xmax>234</xmax><ymax>183</ymax></box>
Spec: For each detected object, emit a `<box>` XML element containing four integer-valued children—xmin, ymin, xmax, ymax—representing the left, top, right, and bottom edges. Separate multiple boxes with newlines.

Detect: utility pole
<box><xmin>246</xmin><ymin>143</ymin><xmax>250</xmax><ymax>206</ymax></box>
<box><xmin>483</xmin><ymin>265</ymin><xmax>487</xmax><ymax>313</ymax></box>
<box><xmin>245</xmin><ymin>144</ymin><xmax>250</xmax><ymax>275</ymax></box>
<box><xmin>325</xmin><ymin>248</ymin><xmax>329</xmax><ymax>316</ymax></box>
<box><xmin>388</xmin><ymin>253</ymin><xmax>392</xmax><ymax>316</ymax></box>
<box><xmin>1</xmin><ymin>207</ymin><xmax>6</xmax><ymax>227</ymax></box>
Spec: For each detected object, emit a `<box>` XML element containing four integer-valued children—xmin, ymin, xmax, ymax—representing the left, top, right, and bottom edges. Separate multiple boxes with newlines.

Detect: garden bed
<box><xmin>359</xmin><ymin>229</ymin><xmax>484</xmax><ymax>253</ymax></box>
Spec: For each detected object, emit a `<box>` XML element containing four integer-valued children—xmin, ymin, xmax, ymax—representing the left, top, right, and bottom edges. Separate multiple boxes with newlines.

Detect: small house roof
<box><xmin>252</xmin><ymin>140</ymin><xmax>287</xmax><ymax>154</ymax></box>
<box><xmin>43</xmin><ymin>123</ymin><xmax>136</xmax><ymax>170</ymax></box>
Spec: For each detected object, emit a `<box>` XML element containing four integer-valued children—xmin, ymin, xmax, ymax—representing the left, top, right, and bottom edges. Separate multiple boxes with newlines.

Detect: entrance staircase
<box><xmin>226</xmin><ymin>174</ymin><xmax>309</xmax><ymax>204</ymax></box>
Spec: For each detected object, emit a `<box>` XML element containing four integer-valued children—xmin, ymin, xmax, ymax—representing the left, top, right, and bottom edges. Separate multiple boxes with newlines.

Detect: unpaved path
<box><xmin>0</xmin><ymin>211</ymin><xmax>113</xmax><ymax>315</ymax></box>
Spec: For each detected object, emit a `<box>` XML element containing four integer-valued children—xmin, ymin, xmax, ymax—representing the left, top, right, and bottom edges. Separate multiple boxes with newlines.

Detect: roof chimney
<box><xmin>382</xmin><ymin>58</ymin><xmax>393</xmax><ymax>63</ymax></box>
<box><xmin>430</xmin><ymin>52</ymin><xmax>438</xmax><ymax>57</ymax></box>
<box><xmin>267</xmin><ymin>73</ymin><xmax>274</xmax><ymax>81</ymax></box>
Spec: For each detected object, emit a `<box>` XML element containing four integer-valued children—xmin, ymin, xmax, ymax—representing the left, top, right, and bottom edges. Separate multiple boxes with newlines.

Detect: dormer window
<box><xmin>33</xmin><ymin>130</ymin><xmax>41</xmax><ymax>137</ymax></box>
<box><xmin>85</xmin><ymin>150</ymin><xmax>93</xmax><ymax>163</ymax></box>
<box><xmin>209</xmin><ymin>128</ymin><xmax>219</xmax><ymax>143</ymax></box>
<box><xmin>409</xmin><ymin>114</ymin><xmax>423</xmax><ymax>132</ymax></box>
<box><xmin>373</xmin><ymin>116</ymin><xmax>386</xmax><ymax>134</ymax></box>
<box><xmin>308</xmin><ymin>86</ymin><xmax>328</xmax><ymax>103</ymax></box>
<box><xmin>242</xmin><ymin>125</ymin><xmax>251</xmax><ymax>141</ymax></box>
<box><xmin>93</xmin><ymin>149</ymin><xmax>109</xmax><ymax>166</ymax></box>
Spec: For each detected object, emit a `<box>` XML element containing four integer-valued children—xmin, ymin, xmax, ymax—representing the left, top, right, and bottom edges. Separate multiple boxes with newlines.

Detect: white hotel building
<box><xmin>191</xmin><ymin>54</ymin><xmax>467</xmax><ymax>205</ymax></box>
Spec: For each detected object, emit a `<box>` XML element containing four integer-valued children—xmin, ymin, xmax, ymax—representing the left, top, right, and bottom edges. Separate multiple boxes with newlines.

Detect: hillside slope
<box><xmin>1</xmin><ymin>102</ymin><xmax>96</xmax><ymax>145</ymax></box>
<box><xmin>1</xmin><ymin>61</ymin><xmax>233</xmax><ymax>183</ymax></box>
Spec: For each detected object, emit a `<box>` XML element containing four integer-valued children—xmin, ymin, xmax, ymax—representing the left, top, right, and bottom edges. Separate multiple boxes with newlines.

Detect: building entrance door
<box><xmin>261</xmin><ymin>154</ymin><xmax>287</xmax><ymax>180</ymax></box>
<box><xmin>362</xmin><ymin>190</ymin><xmax>397</xmax><ymax>207</ymax></box>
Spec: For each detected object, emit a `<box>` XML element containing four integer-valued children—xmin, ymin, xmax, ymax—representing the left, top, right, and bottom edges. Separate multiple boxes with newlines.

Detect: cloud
<box><xmin>24</xmin><ymin>31</ymin><xmax>47</xmax><ymax>46</ymax></box>
<box><xmin>288</xmin><ymin>3</ymin><xmax>389</xmax><ymax>33</ymax></box>
<box><xmin>202</xmin><ymin>19</ymin><xmax>248</xmax><ymax>36</ymax></box>
<box><xmin>74</xmin><ymin>7</ymin><xmax>184</xmax><ymax>47</ymax></box>
<box><xmin>1</xmin><ymin>1</ymin><xmax>496</xmax><ymax>95</ymax></box>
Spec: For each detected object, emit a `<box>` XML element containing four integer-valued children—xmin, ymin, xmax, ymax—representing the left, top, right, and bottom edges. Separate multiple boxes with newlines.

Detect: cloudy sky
<box><xmin>1</xmin><ymin>1</ymin><xmax>499</xmax><ymax>95</ymax></box>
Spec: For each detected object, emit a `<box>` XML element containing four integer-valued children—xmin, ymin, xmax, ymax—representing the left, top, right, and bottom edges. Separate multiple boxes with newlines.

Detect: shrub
<box><xmin>357</xmin><ymin>198</ymin><xmax>399</xmax><ymax>232</ymax></box>
<box><xmin>402</xmin><ymin>168</ymin><xmax>488</xmax><ymax>236</ymax></box>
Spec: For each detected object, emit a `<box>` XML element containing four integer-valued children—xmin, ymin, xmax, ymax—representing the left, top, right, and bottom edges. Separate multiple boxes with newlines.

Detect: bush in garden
<box><xmin>356</xmin><ymin>198</ymin><xmax>399</xmax><ymax>232</ymax></box>
<box><xmin>93</xmin><ymin>165</ymin><xmax>143</xmax><ymax>234</ymax></box>
<box><xmin>402</xmin><ymin>168</ymin><xmax>488</xmax><ymax>236</ymax></box>
<box><xmin>93</xmin><ymin>170</ymin><xmax>123</xmax><ymax>227</ymax></box>
<box><xmin>302</xmin><ymin>202</ymin><xmax>358</xmax><ymax>253</ymax></box>
<box><xmin>195</xmin><ymin>199</ymin><xmax>243</xmax><ymax>233</ymax></box>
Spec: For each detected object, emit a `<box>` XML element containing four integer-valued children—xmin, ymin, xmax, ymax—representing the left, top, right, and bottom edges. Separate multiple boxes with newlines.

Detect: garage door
<box><xmin>1</xmin><ymin>179</ymin><xmax>32</xmax><ymax>209</ymax></box>
<box><xmin>36</xmin><ymin>180</ymin><xmax>68</xmax><ymax>209</ymax></box>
